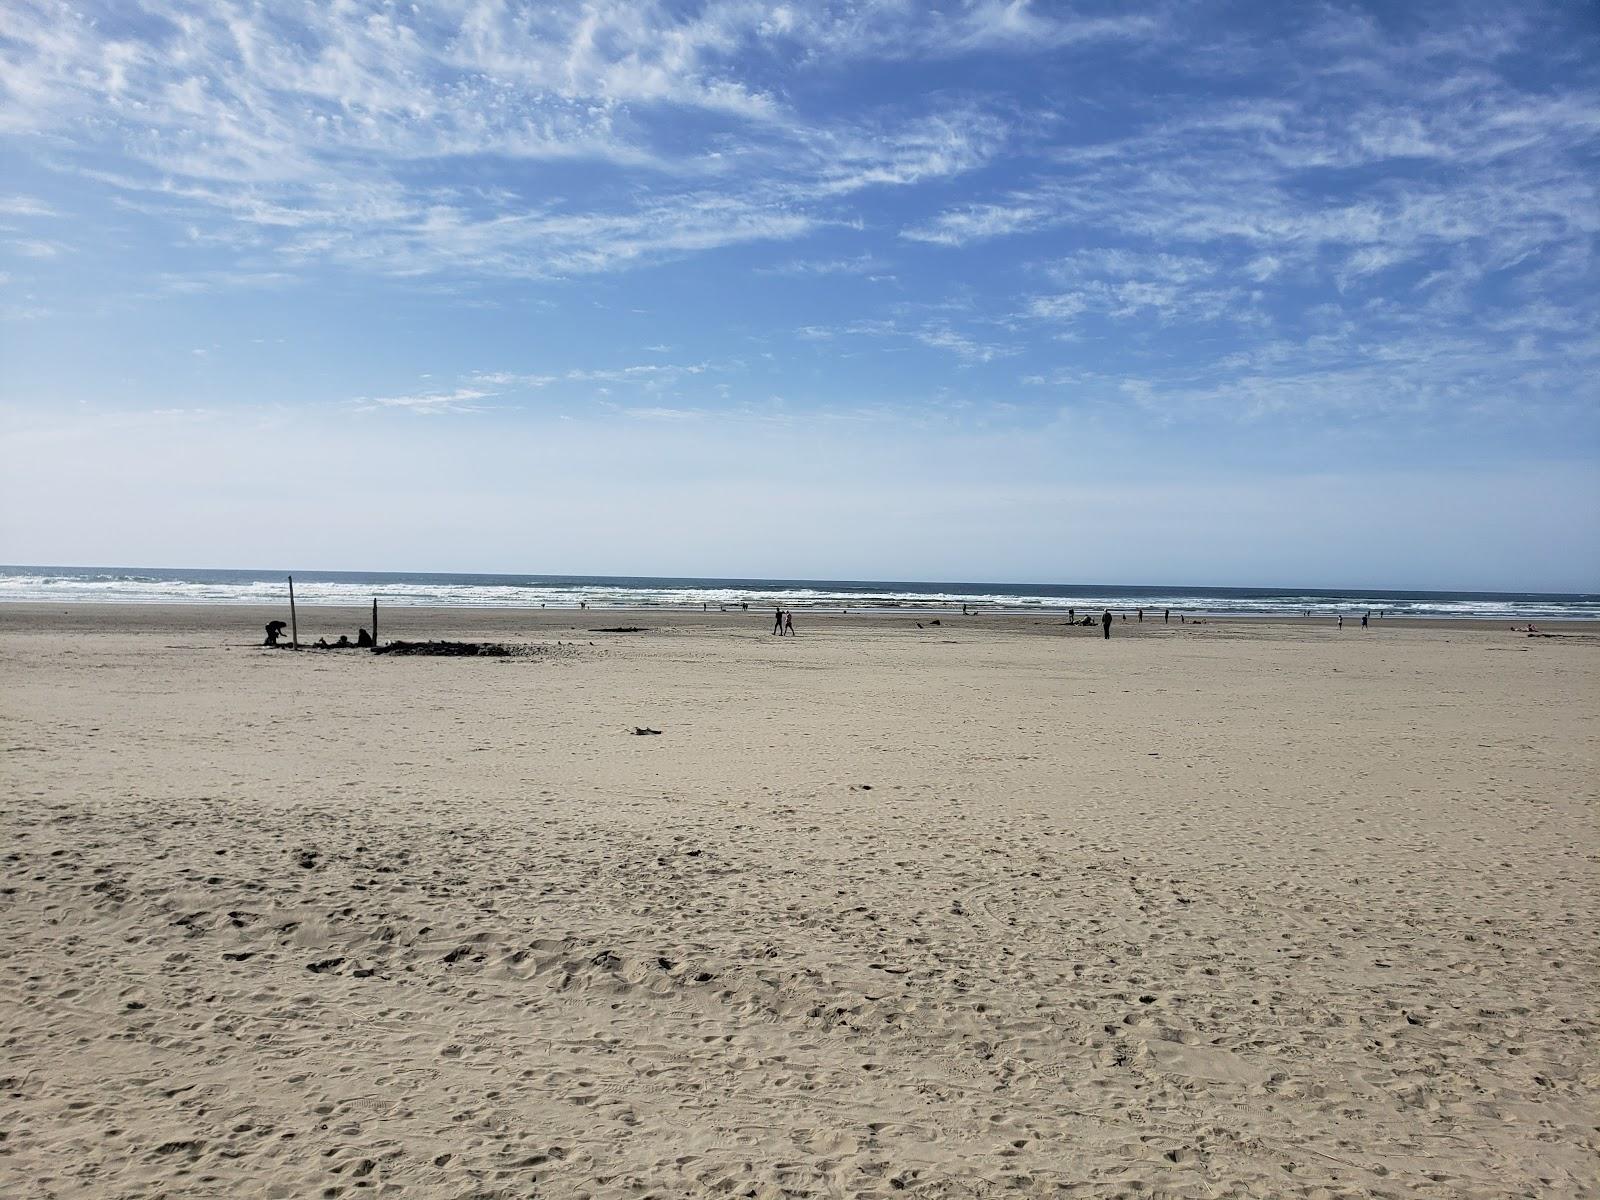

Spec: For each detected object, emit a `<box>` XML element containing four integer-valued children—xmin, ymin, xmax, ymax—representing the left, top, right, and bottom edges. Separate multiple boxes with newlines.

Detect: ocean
<box><xmin>0</xmin><ymin>566</ymin><xmax>1594</xmax><ymax>620</ymax></box>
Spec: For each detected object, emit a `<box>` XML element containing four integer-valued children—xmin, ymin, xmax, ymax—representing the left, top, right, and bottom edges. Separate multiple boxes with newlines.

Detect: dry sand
<box><xmin>2</xmin><ymin>604</ymin><xmax>1597</xmax><ymax>1198</ymax></box>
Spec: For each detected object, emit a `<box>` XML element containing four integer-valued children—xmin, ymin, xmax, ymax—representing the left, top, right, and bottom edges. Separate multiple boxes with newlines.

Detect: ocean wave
<box><xmin>0</xmin><ymin>568</ymin><xmax>1594</xmax><ymax>619</ymax></box>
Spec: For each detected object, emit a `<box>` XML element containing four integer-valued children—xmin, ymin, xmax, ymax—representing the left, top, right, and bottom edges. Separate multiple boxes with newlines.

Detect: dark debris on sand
<box><xmin>374</xmin><ymin>640</ymin><xmax>574</xmax><ymax>658</ymax></box>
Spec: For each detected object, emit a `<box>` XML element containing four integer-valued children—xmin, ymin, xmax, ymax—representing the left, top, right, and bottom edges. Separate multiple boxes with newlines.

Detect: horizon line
<box><xmin>3</xmin><ymin>563</ymin><xmax>1595</xmax><ymax>600</ymax></box>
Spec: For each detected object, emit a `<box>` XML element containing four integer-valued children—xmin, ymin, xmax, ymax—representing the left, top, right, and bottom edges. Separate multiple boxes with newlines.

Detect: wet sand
<box><xmin>2</xmin><ymin>604</ymin><xmax>1596</xmax><ymax>1198</ymax></box>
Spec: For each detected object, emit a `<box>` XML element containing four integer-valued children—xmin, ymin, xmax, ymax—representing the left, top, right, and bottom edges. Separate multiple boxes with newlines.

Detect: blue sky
<box><xmin>1</xmin><ymin>0</ymin><xmax>1596</xmax><ymax>590</ymax></box>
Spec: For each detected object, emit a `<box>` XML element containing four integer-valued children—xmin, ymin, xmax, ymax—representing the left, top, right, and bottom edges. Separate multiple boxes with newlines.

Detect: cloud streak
<box><xmin>0</xmin><ymin>1</ymin><xmax>1038</xmax><ymax>279</ymax></box>
<box><xmin>1</xmin><ymin>0</ymin><xmax>1595</xmax><ymax>435</ymax></box>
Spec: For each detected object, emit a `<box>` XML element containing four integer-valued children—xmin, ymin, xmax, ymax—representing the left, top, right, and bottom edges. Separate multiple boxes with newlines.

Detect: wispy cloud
<box><xmin>809</xmin><ymin>106</ymin><xmax>1011</xmax><ymax>196</ymax></box>
<box><xmin>0</xmin><ymin>2</ymin><xmax>1036</xmax><ymax>281</ymax></box>
<box><xmin>1024</xmin><ymin>249</ymin><xmax>1255</xmax><ymax>328</ymax></box>
<box><xmin>365</xmin><ymin>359</ymin><xmax>721</xmax><ymax>415</ymax></box>
<box><xmin>769</xmin><ymin>2</ymin><xmax>1161</xmax><ymax>61</ymax></box>
<box><xmin>0</xmin><ymin>195</ymin><xmax>56</xmax><ymax>218</ymax></box>
<box><xmin>623</xmin><ymin>406</ymin><xmax>703</xmax><ymax>421</ymax></box>
<box><xmin>887</xmin><ymin>9</ymin><xmax>1599</xmax><ymax>422</ymax></box>
<box><xmin>901</xmin><ymin>199</ymin><xmax>1052</xmax><ymax>246</ymax></box>
<box><xmin>358</xmin><ymin>387</ymin><xmax>497</xmax><ymax>415</ymax></box>
<box><xmin>797</xmin><ymin>316</ymin><xmax>1014</xmax><ymax>363</ymax></box>
<box><xmin>3</xmin><ymin>0</ymin><xmax>1595</xmax><ymax>436</ymax></box>
<box><xmin>4</xmin><ymin>238</ymin><xmax>66</xmax><ymax>259</ymax></box>
<box><xmin>758</xmin><ymin>253</ymin><xmax>892</xmax><ymax>278</ymax></box>
<box><xmin>912</xmin><ymin>326</ymin><xmax>1016</xmax><ymax>363</ymax></box>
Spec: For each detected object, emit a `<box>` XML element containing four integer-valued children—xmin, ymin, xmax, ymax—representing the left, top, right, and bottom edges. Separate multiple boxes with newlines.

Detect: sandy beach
<box><xmin>2</xmin><ymin>604</ymin><xmax>1596</xmax><ymax>1198</ymax></box>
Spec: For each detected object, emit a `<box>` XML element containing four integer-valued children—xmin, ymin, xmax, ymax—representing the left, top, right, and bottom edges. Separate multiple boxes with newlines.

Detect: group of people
<box><xmin>313</xmin><ymin>630</ymin><xmax>373</xmax><ymax>649</ymax></box>
<box><xmin>262</xmin><ymin>620</ymin><xmax>373</xmax><ymax>648</ymax></box>
<box><xmin>771</xmin><ymin>607</ymin><xmax>796</xmax><ymax>636</ymax></box>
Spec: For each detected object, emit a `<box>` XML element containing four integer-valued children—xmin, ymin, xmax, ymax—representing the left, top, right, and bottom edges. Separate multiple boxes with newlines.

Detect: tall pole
<box><xmin>288</xmin><ymin>575</ymin><xmax>299</xmax><ymax>649</ymax></box>
<box><xmin>372</xmin><ymin>596</ymin><xmax>378</xmax><ymax>652</ymax></box>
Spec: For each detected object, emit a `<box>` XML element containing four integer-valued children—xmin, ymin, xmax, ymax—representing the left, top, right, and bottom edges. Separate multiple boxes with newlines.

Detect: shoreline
<box><xmin>1</xmin><ymin>600</ymin><xmax>1591</xmax><ymax>632</ymax></box>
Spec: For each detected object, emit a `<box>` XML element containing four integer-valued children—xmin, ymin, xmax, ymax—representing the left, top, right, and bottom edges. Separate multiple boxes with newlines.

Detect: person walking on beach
<box><xmin>1338</xmin><ymin>614</ymin><xmax>1344</xmax><ymax>629</ymax></box>
<box><xmin>1361</xmin><ymin>610</ymin><xmax>1369</xmax><ymax>628</ymax></box>
<box><xmin>773</xmin><ymin>607</ymin><xmax>784</xmax><ymax>635</ymax></box>
<box><xmin>1101</xmin><ymin>609</ymin><xmax>1112</xmax><ymax>639</ymax></box>
<box><xmin>1163</xmin><ymin>609</ymin><xmax>1170</xmax><ymax>623</ymax></box>
<box><xmin>783</xmin><ymin>611</ymin><xmax>795</xmax><ymax>636</ymax></box>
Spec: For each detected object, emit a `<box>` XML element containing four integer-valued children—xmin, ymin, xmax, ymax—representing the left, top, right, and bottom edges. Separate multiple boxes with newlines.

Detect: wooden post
<box><xmin>372</xmin><ymin>597</ymin><xmax>378</xmax><ymax>652</ymax></box>
<box><xmin>288</xmin><ymin>575</ymin><xmax>299</xmax><ymax>649</ymax></box>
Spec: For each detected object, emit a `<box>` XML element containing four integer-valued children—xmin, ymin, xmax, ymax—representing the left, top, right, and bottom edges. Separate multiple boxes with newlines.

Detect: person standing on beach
<box><xmin>773</xmin><ymin>607</ymin><xmax>784</xmax><ymax>635</ymax></box>
<box><xmin>1362</xmin><ymin>611</ymin><xmax>1369</xmax><ymax>628</ymax></box>
<box><xmin>1164</xmin><ymin>609</ymin><xmax>1170</xmax><ymax>623</ymax></box>
<box><xmin>783</xmin><ymin>611</ymin><xmax>795</xmax><ymax>636</ymax></box>
<box><xmin>1338</xmin><ymin>614</ymin><xmax>1344</xmax><ymax>629</ymax></box>
<box><xmin>1101</xmin><ymin>609</ymin><xmax>1112</xmax><ymax>639</ymax></box>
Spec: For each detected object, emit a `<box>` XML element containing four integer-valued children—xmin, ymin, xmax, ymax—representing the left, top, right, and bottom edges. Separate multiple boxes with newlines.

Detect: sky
<box><xmin>1</xmin><ymin>0</ymin><xmax>1597</xmax><ymax>591</ymax></box>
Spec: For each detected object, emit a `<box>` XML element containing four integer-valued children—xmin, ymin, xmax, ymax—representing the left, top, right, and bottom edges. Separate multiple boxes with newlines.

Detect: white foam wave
<box><xmin>0</xmin><ymin>570</ymin><xmax>1595</xmax><ymax>619</ymax></box>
